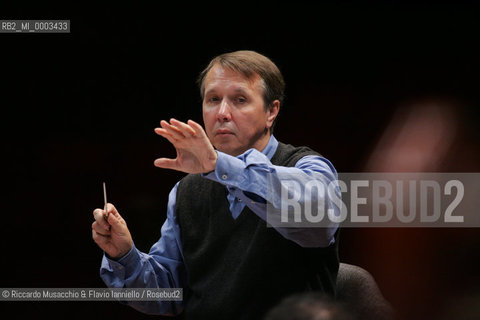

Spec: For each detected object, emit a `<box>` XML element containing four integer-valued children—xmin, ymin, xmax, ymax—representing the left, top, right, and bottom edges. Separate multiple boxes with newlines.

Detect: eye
<box><xmin>236</xmin><ymin>96</ymin><xmax>247</xmax><ymax>104</ymax></box>
<box><xmin>208</xmin><ymin>96</ymin><xmax>220</xmax><ymax>103</ymax></box>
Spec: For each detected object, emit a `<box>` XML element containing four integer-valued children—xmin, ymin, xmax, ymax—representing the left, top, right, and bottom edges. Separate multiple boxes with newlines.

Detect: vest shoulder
<box><xmin>177</xmin><ymin>173</ymin><xmax>220</xmax><ymax>196</ymax></box>
<box><xmin>178</xmin><ymin>173</ymin><xmax>205</xmax><ymax>188</ymax></box>
<box><xmin>273</xmin><ymin>141</ymin><xmax>322</xmax><ymax>166</ymax></box>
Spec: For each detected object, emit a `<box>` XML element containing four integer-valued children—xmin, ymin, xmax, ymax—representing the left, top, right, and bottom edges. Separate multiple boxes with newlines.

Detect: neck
<box><xmin>230</xmin><ymin>132</ymin><xmax>271</xmax><ymax>156</ymax></box>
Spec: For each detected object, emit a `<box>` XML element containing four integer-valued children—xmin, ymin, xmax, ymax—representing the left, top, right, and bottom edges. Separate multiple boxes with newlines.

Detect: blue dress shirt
<box><xmin>100</xmin><ymin>135</ymin><xmax>339</xmax><ymax>315</ymax></box>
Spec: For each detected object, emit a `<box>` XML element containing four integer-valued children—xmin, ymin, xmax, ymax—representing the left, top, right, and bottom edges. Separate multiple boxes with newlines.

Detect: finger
<box><xmin>154</xmin><ymin>128</ymin><xmax>178</xmax><ymax>145</ymax></box>
<box><xmin>161</xmin><ymin>120</ymin><xmax>184</xmax><ymax>140</ymax></box>
<box><xmin>105</xmin><ymin>212</ymin><xmax>122</xmax><ymax>233</ymax></box>
<box><xmin>170</xmin><ymin>118</ymin><xmax>196</xmax><ymax>137</ymax></box>
<box><xmin>93</xmin><ymin>208</ymin><xmax>103</xmax><ymax>219</ymax></box>
<box><xmin>92</xmin><ymin>221</ymin><xmax>111</xmax><ymax>236</ymax></box>
<box><xmin>92</xmin><ymin>229</ymin><xmax>109</xmax><ymax>247</ymax></box>
<box><xmin>154</xmin><ymin>158</ymin><xmax>179</xmax><ymax>170</ymax></box>
<box><xmin>106</xmin><ymin>203</ymin><xmax>123</xmax><ymax>221</ymax></box>
<box><xmin>105</xmin><ymin>203</ymin><xmax>117</xmax><ymax>215</ymax></box>
<box><xmin>93</xmin><ymin>208</ymin><xmax>111</xmax><ymax>230</ymax></box>
<box><xmin>106</xmin><ymin>212</ymin><xmax>130</xmax><ymax>239</ymax></box>
<box><xmin>105</xmin><ymin>205</ymin><xmax>128</xmax><ymax>229</ymax></box>
<box><xmin>187</xmin><ymin>120</ymin><xmax>207</xmax><ymax>138</ymax></box>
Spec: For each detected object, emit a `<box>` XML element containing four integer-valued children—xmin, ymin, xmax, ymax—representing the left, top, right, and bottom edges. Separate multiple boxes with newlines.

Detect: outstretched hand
<box><xmin>154</xmin><ymin>119</ymin><xmax>218</xmax><ymax>174</ymax></box>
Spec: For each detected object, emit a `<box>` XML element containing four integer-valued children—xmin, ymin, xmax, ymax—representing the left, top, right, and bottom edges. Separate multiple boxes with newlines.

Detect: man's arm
<box><xmin>204</xmin><ymin>150</ymin><xmax>340</xmax><ymax>248</ymax></box>
<box><xmin>151</xmin><ymin>119</ymin><xmax>339</xmax><ymax>248</ymax></box>
<box><xmin>97</xmin><ymin>183</ymin><xmax>186</xmax><ymax>316</ymax></box>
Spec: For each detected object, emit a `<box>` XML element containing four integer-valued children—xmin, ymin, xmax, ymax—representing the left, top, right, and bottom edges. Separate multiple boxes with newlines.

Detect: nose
<box><xmin>216</xmin><ymin>99</ymin><xmax>232</xmax><ymax>122</ymax></box>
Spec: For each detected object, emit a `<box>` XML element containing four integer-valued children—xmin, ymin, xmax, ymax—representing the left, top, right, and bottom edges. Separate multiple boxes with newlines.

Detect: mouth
<box><xmin>215</xmin><ymin>128</ymin><xmax>234</xmax><ymax>136</ymax></box>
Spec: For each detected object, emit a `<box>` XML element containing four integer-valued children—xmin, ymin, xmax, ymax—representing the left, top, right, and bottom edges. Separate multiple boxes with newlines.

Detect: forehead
<box><xmin>204</xmin><ymin>65</ymin><xmax>263</xmax><ymax>94</ymax></box>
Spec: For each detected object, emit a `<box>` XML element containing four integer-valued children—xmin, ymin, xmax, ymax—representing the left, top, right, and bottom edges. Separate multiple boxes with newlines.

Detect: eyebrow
<box><xmin>205</xmin><ymin>87</ymin><xmax>249</xmax><ymax>96</ymax></box>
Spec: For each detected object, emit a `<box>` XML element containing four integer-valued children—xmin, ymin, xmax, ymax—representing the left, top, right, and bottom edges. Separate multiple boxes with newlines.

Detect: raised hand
<box><xmin>154</xmin><ymin>119</ymin><xmax>218</xmax><ymax>174</ymax></box>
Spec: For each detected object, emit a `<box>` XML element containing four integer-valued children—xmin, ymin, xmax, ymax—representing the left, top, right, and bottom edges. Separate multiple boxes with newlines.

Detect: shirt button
<box><xmin>221</xmin><ymin>174</ymin><xmax>228</xmax><ymax>180</ymax></box>
<box><xmin>237</xmin><ymin>198</ymin><xmax>242</xmax><ymax>202</ymax></box>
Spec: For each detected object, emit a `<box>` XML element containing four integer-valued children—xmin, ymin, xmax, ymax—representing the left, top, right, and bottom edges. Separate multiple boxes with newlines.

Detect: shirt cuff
<box><xmin>202</xmin><ymin>151</ymin><xmax>247</xmax><ymax>187</ymax></box>
<box><xmin>104</xmin><ymin>244</ymin><xmax>142</xmax><ymax>279</ymax></box>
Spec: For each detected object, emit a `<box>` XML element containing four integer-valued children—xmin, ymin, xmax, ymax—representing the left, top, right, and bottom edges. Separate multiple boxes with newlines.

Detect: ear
<box><xmin>266</xmin><ymin>100</ymin><xmax>280</xmax><ymax>129</ymax></box>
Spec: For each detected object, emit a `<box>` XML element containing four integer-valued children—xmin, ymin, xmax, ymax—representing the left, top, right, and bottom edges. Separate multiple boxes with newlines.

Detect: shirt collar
<box><xmin>261</xmin><ymin>134</ymin><xmax>278</xmax><ymax>161</ymax></box>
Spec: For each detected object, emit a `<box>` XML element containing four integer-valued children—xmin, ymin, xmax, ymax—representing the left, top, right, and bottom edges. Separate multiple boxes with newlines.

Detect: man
<box><xmin>92</xmin><ymin>50</ymin><xmax>340</xmax><ymax>320</ymax></box>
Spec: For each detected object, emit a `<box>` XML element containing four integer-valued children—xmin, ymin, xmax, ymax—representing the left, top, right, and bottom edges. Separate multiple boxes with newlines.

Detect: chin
<box><xmin>216</xmin><ymin>146</ymin><xmax>234</xmax><ymax>155</ymax></box>
<box><xmin>215</xmin><ymin>143</ymin><xmax>241</xmax><ymax>156</ymax></box>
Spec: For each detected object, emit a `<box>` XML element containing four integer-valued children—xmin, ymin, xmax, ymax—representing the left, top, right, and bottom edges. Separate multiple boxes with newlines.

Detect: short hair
<box><xmin>197</xmin><ymin>50</ymin><xmax>285</xmax><ymax>110</ymax></box>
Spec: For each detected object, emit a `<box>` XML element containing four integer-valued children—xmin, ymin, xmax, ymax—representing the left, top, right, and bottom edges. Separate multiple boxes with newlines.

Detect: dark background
<box><xmin>1</xmin><ymin>3</ymin><xmax>480</xmax><ymax>319</ymax></box>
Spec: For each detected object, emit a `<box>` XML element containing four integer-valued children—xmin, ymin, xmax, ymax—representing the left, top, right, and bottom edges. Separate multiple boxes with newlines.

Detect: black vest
<box><xmin>176</xmin><ymin>142</ymin><xmax>339</xmax><ymax>320</ymax></box>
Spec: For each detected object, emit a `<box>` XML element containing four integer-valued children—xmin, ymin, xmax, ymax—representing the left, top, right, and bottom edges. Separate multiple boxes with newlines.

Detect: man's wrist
<box><xmin>204</xmin><ymin>150</ymin><xmax>218</xmax><ymax>174</ymax></box>
<box><xmin>202</xmin><ymin>151</ymin><xmax>247</xmax><ymax>187</ymax></box>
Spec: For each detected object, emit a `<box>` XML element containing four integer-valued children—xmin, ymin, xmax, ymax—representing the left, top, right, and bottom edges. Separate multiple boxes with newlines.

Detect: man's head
<box><xmin>197</xmin><ymin>50</ymin><xmax>285</xmax><ymax>156</ymax></box>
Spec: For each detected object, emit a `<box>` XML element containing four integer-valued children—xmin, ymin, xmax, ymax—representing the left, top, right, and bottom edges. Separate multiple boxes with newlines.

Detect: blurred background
<box><xmin>1</xmin><ymin>2</ymin><xmax>479</xmax><ymax>319</ymax></box>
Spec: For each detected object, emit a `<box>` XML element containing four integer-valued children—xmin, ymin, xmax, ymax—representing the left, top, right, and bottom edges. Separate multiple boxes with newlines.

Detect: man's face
<box><xmin>202</xmin><ymin>65</ymin><xmax>278</xmax><ymax>156</ymax></box>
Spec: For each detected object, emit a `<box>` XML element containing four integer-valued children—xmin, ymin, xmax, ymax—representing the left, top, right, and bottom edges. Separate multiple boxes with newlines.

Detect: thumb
<box><xmin>154</xmin><ymin>158</ymin><xmax>178</xmax><ymax>170</ymax></box>
<box><xmin>105</xmin><ymin>203</ymin><xmax>120</xmax><ymax>216</ymax></box>
<box><xmin>105</xmin><ymin>204</ymin><xmax>125</xmax><ymax>228</ymax></box>
<box><xmin>107</xmin><ymin>212</ymin><xmax>130</xmax><ymax>238</ymax></box>
<box><xmin>107</xmin><ymin>211</ymin><xmax>121</xmax><ymax>226</ymax></box>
